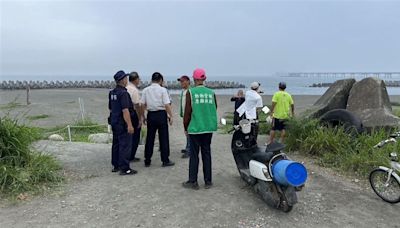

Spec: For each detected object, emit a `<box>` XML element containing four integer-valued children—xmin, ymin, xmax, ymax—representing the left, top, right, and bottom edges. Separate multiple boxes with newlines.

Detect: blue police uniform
<box><xmin>109</xmin><ymin>71</ymin><xmax>138</xmax><ymax>174</ymax></box>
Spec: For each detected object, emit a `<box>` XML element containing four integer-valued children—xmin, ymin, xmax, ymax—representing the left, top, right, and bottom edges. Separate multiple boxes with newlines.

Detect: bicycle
<box><xmin>369</xmin><ymin>132</ymin><xmax>400</xmax><ymax>204</ymax></box>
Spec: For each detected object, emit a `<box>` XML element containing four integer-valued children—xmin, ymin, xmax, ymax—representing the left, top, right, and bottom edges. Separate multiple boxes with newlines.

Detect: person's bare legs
<box><xmin>280</xmin><ymin>129</ymin><xmax>286</xmax><ymax>143</ymax></box>
<box><xmin>269</xmin><ymin>130</ymin><xmax>276</xmax><ymax>145</ymax></box>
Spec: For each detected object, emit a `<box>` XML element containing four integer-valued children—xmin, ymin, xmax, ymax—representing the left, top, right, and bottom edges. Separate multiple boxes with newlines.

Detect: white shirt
<box><xmin>141</xmin><ymin>83</ymin><xmax>171</xmax><ymax>111</ymax></box>
<box><xmin>126</xmin><ymin>82</ymin><xmax>141</xmax><ymax>105</ymax></box>
<box><xmin>236</xmin><ymin>90</ymin><xmax>263</xmax><ymax>120</ymax></box>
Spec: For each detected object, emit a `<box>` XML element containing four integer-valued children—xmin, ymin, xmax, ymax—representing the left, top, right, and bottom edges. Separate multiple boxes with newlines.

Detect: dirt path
<box><xmin>0</xmin><ymin>133</ymin><xmax>399</xmax><ymax>228</ymax></box>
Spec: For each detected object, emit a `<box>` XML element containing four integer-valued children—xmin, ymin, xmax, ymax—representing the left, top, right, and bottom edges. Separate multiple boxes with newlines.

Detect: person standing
<box><xmin>109</xmin><ymin>70</ymin><xmax>137</xmax><ymax>175</ymax></box>
<box><xmin>230</xmin><ymin>89</ymin><xmax>245</xmax><ymax>125</ymax></box>
<box><xmin>269</xmin><ymin>82</ymin><xmax>294</xmax><ymax>144</ymax></box>
<box><xmin>126</xmin><ymin>72</ymin><xmax>142</xmax><ymax>162</ymax></box>
<box><xmin>178</xmin><ymin>75</ymin><xmax>191</xmax><ymax>159</ymax></box>
<box><xmin>236</xmin><ymin>82</ymin><xmax>263</xmax><ymax>141</ymax></box>
<box><xmin>183</xmin><ymin>68</ymin><xmax>218</xmax><ymax>190</ymax></box>
<box><xmin>141</xmin><ymin>72</ymin><xmax>175</xmax><ymax>167</ymax></box>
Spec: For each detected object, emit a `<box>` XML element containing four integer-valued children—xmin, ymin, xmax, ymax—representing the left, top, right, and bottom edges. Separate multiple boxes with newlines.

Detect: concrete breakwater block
<box><xmin>48</xmin><ymin>134</ymin><xmax>64</xmax><ymax>141</ymax></box>
<box><xmin>88</xmin><ymin>133</ymin><xmax>112</xmax><ymax>144</ymax></box>
<box><xmin>347</xmin><ymin>77</ymin><xmax>400</xmax><ymax>129</ymax></box>
<box><xmin>307</xmin><ymin>79</ymin><xmax>356</xmax><ymax>118</ymax></box>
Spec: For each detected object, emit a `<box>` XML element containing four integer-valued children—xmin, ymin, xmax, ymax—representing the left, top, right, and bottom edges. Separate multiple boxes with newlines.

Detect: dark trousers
<box><xmin>130</xmin><ymin>126</ymin><xmax>141</xmax><ymax>160</ymax></box>
<box><xmin>111</xmin><ymin>125</ymin><xmax>132</xmax><ymax>171</ymax></box>
<box><xmin>144</xmin><ymin>110</ymin><xmax>170</xmax><ymax>163</ymax></box>
<box><xmin>189</xmin><ymin>133</ymin><xmax>213</xmax><ymax>183</ymax></box>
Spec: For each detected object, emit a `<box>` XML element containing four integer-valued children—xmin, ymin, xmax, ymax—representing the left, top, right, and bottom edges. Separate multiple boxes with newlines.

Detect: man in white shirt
<box><xmin>141</xmin><ymin>72</ymin><xmax>174</xmax><ymax>167</ymax></box>
<box><xmin>126</xmin><ymin>72</ymin><xmax>142</xmax><ymax>162</ymax></box>
<box><xmin>237</xmin><ymin>82</ymin><xmax>263</xmax><ymax>120</ymax></box>
<box><xmin>236</xmin><ymin>82</ymin><xmax>263</xmax><ymax>141</ymax></box>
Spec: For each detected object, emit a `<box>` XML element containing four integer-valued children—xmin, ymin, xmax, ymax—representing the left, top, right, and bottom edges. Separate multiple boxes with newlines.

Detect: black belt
<box><xmin>148</xmin><ymin>110</ymin><xmax>166</xmax><ymax>113</ymax></box>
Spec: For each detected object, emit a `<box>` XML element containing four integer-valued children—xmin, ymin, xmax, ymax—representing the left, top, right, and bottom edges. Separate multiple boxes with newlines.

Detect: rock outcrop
<box><xmin>307</xmin><ymin>79</ymin><xmax>356</xmax><ymax>118</ymax></box>
<box><xmin>88</xmin><ymin>133</ymin><xmax>112</xmax><ymax>144</ymax></box>
<box><xmin>347</xmin><ymin>77</ymin><xmax>400</xmax><ymax>129</ymax></box>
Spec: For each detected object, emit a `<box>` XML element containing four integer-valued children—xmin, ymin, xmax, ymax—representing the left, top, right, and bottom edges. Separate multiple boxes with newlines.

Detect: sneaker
<box><xmin>162</xmin><ymin>161</ymin><xmax>175</xmax><ymax>167</ymax></box>
<box><xmin>111</xmin><ymin>167</ymin><xmax>120</xmax><ymax>173</ymax></box>
<box><xmin>182</xmin><ymin>181</ymin><xmax>199</xmax><ymax>190</ymax></box>
<box><xmin>119</xmin><ymin>169</ymin><xmax>137</xmax><ymax>175</ymax></box>
<box><xmin>204</xmin><ymin>182</ymin><xmax>213</xmax><ymax>189</ymax></box>
<box><xmin>145</xmin><ymin>161</ymin><xmax>151</xmax><ymax>167</ymax></box>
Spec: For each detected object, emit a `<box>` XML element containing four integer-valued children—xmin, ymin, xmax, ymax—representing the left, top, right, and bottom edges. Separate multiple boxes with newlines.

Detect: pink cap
<box><xmin>193</xmin><ymin>68</ymin><xmax>206</xmax><ymax>80</ymax></box>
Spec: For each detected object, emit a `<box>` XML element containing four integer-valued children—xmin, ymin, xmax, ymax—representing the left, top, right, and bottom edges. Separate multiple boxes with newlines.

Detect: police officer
<box><xmin>109</xmin><ymin>70</ymin><xmax>137</xmax><ymax>175</ymax></box>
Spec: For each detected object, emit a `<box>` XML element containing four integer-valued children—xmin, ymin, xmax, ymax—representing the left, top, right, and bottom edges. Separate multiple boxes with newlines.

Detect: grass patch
<box><xmin>0</xmin><ymin>117</ymin><xmax>63</xmax><ymax>199</ymax></box>
<box><xmin>27</xmin><ymin>114</ymin><xmax>50</xmax><ymax>121</ymax></box>
<box><xmin>0</xmin><ymin>101</ymin><xmax>24</xmax><ymax>110</ymax></box>
<box><xmin>41</xmin><ymin>118</ymin><xmax>108</xmax><ymax>142</ymax></box>
<box><xmin>285</xmin><ymin>118</ymin><xmax>393</xmax><ymax>177</ymax></box>
<box><xmin>392</xmin><ymin>106</ymin><xmax>400</xmax><ymax>117</ymax></box>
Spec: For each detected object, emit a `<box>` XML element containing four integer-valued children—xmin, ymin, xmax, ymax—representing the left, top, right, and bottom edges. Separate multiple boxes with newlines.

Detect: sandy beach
<box><xmin>0</xmin><ymin>88</ymin><xmax>399</xmax><ymax>227</ymax></box>
<box><xmin>0</xmin><ymin>88</ymin><xmax>322</xmax><ymax>128</ymax></box>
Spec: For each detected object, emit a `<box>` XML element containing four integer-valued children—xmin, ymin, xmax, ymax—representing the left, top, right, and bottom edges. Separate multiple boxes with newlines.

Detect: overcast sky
<box><xmin>1</xmin><ymin>0</ymin><xmax>400</xmax><ymax>80</ymax></box>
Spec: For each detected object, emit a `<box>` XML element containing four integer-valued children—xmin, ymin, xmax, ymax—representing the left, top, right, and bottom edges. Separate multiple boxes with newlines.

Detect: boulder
<box><xmin>307</xmin><ymin>79</ymin><xmax>356</xmax><ymax>118</ymax></box>
<box><xmin>88</xmin><ymin>133</ymin><xmax>112</xmax><ymax>144</ymax></box>
<box><xmin>347</xmin><ymin>77</ymin><xmax>400</xmax><ymax>129</ymax></box>
<box><xmin>48</xmin><ymin>134</ymin><xmax>64</xmax><ymax>141</ymax></box>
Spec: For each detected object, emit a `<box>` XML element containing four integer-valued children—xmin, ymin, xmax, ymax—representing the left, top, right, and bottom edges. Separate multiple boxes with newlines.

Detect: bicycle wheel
<box><xmin>369</xmin><ymin>169</ymin><xmax>400</xmax><ymax>204</ymax></box>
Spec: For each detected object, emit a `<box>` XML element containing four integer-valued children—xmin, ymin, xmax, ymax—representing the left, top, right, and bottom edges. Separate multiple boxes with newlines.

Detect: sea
<box><xmin>3</xmin><ymin>74</ymin><xmax>400</xmax><ymax>96</ymax></box>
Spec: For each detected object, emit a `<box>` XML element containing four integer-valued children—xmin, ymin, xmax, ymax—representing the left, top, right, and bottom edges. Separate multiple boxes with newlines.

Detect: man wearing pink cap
<box><xmin>183</xmin><ymin>68</ymin><xmax>218</xmax><ymax>190</ymax></box>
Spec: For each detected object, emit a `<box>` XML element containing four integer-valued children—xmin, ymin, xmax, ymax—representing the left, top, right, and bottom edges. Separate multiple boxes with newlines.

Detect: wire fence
<box><xmin>43</xmin><ymin>124</ymin><xmax>110</xmax><ymax>142</ymax></box>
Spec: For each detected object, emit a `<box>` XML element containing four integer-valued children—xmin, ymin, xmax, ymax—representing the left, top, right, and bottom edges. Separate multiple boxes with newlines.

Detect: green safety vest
<box><xmin>188</xmin><ymin>86</ymin><xmax>218</xmax><ymax>134</ymax></box>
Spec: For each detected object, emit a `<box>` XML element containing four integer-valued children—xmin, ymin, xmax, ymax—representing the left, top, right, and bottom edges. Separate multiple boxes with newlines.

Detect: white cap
<box><xmin>250</xmin><ymin>81</ymin><xmax>260</xmax><ymax>90</ymax></box>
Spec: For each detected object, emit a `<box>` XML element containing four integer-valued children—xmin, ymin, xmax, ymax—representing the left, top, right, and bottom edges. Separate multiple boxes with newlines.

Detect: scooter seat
<box><xmin>265</xmin><ymin>142</ymin><xmax>285</xmax><ymax>153</ymax></box>
<box><xmin>251</xmin><ymin>151</ymin><xmax>274</xmax><ymax>163</ymax></box>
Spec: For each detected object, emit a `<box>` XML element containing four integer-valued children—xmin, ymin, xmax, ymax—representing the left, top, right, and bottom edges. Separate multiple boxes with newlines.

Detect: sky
<box><xmin>1</xmin><ymin>0</ymin><xmax>400</xmax><ymax>80</ymax></box>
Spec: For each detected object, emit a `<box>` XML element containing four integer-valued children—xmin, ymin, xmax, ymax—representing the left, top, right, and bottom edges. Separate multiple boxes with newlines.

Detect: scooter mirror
<box><xmin>262</xmin><ymin>106</ymin><xmax>270</xmax><ymax>114</ymax></box>
<box><xmin>221</xmin><ymin>118</ymin><xmax>227</xmax><ymax>125</ymax></box>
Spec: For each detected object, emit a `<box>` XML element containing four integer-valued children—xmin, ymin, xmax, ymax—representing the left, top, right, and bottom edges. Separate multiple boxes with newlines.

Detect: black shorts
<box><xmin>272</xmin><ymin>118</ymin><xmax>287</xmax><ymax>131</ymax></box>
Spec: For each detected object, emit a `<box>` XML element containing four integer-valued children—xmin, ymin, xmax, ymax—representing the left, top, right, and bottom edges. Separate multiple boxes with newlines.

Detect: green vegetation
<box><xmin>220</xmin><ymin>113</ymin><xmax>393</xmax><ymax>178</ymax></box>
<box><xmin>41</xmin><ymin>118</ymin><xmax>108</xmax><ymax>143</ymax></box>
<box><xmin>285</xmin><ymin>119</ymin><xmax>392</xmax><ymax>177</ymax></box>
<box><xmin>27</xmin><ymin>114</ymin><xmax>50</xmax><ymax>121</ymax></box>
<box><xmin>0</xmin><ymin>117</ymin><xmax>63</xmax><ymax>198</ymax></box>
<box><xmin>392</xmin><ymin>106</ymin><xmax>400</xmax><ymax>117</ymax></box>
<box><xmin>0</xmin><ymin>101</ymin><xmax>24</xmax><ymax>110</ymax></box>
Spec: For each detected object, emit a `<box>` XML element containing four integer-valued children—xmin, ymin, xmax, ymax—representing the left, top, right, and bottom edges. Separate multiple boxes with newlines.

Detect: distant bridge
<box><xmin>287</xmin><ymin>72</ymin><xmax>400</xmax><ymax>79</ymax></box>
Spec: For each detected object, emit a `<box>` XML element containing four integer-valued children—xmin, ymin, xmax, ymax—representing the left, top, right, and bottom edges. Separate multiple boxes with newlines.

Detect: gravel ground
<box><xmin>0</xmin><ymin>89</ymin><xmax>399</xmax><ymax>227</ymax></box>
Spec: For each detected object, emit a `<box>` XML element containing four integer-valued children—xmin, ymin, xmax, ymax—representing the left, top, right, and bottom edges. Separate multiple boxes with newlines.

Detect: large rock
<box><xmin>88</xmin><ymin>133</ymin><xmax>112</xmax><ymax>144</ymax></box>
<box><xmin>347</xmin><ymin>77</ymin><xmax>400</xmax><ymax>129</ymax></box>
<box><xmin>48</xmin><ymin>134</ymin><xmax>64</xmax><ymax>141</ymax></box>
<box><xmin>307</xmin><ymin>79</ymin><xmax>356</xmax><ymax>118</ymax></box>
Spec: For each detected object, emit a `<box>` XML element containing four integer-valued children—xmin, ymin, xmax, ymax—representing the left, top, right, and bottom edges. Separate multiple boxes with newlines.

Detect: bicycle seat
<box><xmin>265</xmin><ymin>142</ymin><xmax>285</xmax><ymax>153</ymax></box>
<box><xmin>251</xmin><ymin>151</ymin><xmax>274</xmax><ymax>163</ymax></box>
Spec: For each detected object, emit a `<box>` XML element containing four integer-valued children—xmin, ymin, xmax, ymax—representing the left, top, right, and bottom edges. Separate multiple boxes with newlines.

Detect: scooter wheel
<box><xmin>280</xmin><ymin>200</ymin><xmax>293</xmax><ymax>213</ymax></box>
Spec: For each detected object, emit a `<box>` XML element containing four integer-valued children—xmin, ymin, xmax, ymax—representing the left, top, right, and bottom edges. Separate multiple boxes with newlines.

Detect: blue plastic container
<box><xmin>272</xmin><ymin>160</ymin><xmax>308</xmax><ymax>187</ymax></box>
